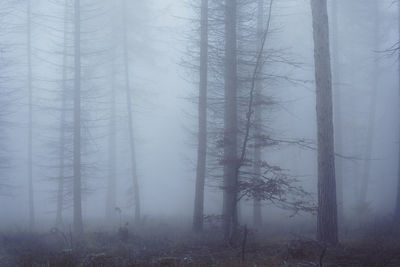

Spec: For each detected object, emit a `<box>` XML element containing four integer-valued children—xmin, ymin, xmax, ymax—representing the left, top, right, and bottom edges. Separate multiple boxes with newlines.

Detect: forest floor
<box><xmin>1</xmin><ymin>223</ymin><xmax>400</xmax><ymax>266</ymax></box>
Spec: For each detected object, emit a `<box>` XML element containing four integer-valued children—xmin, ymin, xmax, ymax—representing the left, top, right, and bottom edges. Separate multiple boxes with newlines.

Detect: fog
<box><xmin>0</xmin><ymin>0</ymin><xmax>399</xmax><ymax>265</ymax></box>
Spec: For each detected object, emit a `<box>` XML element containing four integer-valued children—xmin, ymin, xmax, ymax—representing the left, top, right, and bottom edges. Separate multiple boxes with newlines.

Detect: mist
<box><xmin>0</xmin><ymin>0</ymin><xmax>399</xmax><ymax>266</ymax></box>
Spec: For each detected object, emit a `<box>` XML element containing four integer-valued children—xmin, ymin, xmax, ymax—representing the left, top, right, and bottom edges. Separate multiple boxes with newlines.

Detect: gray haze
<box><xmin>0</xmin><ymin>0</ymin><xmax>398</xmax><ymax>234</ymax></box>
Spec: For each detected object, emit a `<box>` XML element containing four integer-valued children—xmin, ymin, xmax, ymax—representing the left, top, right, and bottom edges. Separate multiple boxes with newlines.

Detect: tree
<box><xmin>52</xmin><ymin>0</ymin><xmax>109</xmax><ymax>232</ymax></box>
<box><xmin>184</xmin><ymin>0</ymin><xmax>313</xmax><ymax>239</ymax></box>
<box><xmin>358</xmin><ymin>0</ymin><xmax>379</xmax><ymax>213</ymax></box>
<box><xmin>222</xmin><ymin>0</ymin><xmax>239</xmax><ymax>241</ymax></box>
<box><xmin>105</xmin><ymin>36</ymin><xmax>117</xmax><ymax>226</ymax></box>
<box><xmin>122</xmin><ymin>0</ymin><xmax>141</xmax><ymax>223</ymax></box>
<box><xmin>26</xmin><ymin>0</ymin><xmax>35</xmax><ymax>231</ymax></box>
<box><xmin>193</xmin><ymin>0</ymin><xmax>208</xmax><ymax>233</ymax></box>
<box><xmin>394</xmin><ymin>0</ymin><xmax>400</xmax><ymax>226</ymax></box>
<box><xmin>330</xmin><ymin>0</ymin><xmax>344</xmax><ymax>228</ymax></box>
<box><xmin>56</xmin><ymin>0</ymin><xmax>71</xmax><ymax>227</ymax></box>
<box><xmin>310</xmin><ymin>0</ymin><xmax>338</xmax><ymax>245</ymax></box>
<box><xmin>0</xmin><ymin>0</ymin><xmax>17</xmax><ymax>196</ymax></box>
<box><xmin>252</xmin><ymin>0</ymin><xmax>264</xmax><ymax>229</ymax></box>
<box><xmin>73</xmin><ymin>0</ymin><xmax>83</xmax><ymax>235</ymax></box>
<box><xmin>202</xmin><ymin>0</ymin><xmax>311</xmax><ymax>239</ymax></box>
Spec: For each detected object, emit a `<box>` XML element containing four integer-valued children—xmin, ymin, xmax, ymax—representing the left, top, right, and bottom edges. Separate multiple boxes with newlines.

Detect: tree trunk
<box><xmin>252</xmin><ymin>0</ymin><xmax>264</xmax><ymax>229</ymax></box>
<box><xmin>27</xmin><ymin>0</ymin><xmax>35</xmax><ymax>231</ymax></box>
<box><xmin>311</xmin><ymin>0</ymin><xmax>338</xmax><ymax>245</ymax></box>
<box><xmin>193</xmin><ymin>0</ymin><xmax>208</xmax><ymax>233</ymax></box>
<box><xmin>105</xmin><ymin>50</ymin><xmax>117</xmax><ymax>225</ymax></box>
<box><xmin>56</xmin><ymin>0</ymin><xmax>69</xmax><ymax>227</ymax></box>
<box><xmin>394</xmin><ymin>0</ymin><xmax>400</xmax><ymax>225</ymax></box>
<box><xmin>73</xmin><ymin>0</ymin><xmax>83</xmax><ymax>235</ymax></box>
<box><xmin>223</xmin><ymin>0</ymin><xmax>238</xmax><ymax>241</ymax></box>
<box><xmin>330</xmin><ymin>0</ymin><xmax>343</xmax><ymax>229</ymax></box>
<box><xmin>122</xmin><ymin>0</ymin><xmax>140</xmax><ymax>223</ymax></box>
<box><xmin>359</xmin><ymin>1</ymin><xmax>379</xmax><ymax>210</ymax></box>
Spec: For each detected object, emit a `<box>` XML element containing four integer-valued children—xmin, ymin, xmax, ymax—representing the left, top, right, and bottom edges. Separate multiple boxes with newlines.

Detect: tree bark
<box><xmin>122</xmin><ymin>0</ymin><xmax>140</xmax><ymax>223</ymax></box>
<box><xmin>311</xmin><ymin>0</ymin><xmax>338</xmax><ymax>245</ymax></box>
<box><xmin>394</xmin><ymin>0</ymin><xmax>400</xmax><ymax>225</ymax></box>
<box><xmin>330</xmin><ymin>0</ymin><xmax>343</xmax><ymax>229</ymax></box>
<box><xmin>223</xmin><ymin>0</ymin><xmax>238</xmax><ymax>241</ymax></box>
<box><xmin>73</xmin><ymin>0</ymin><xmax>83</xmax><ymax>235</ymax></box>
<box><xmin>193</xmin><ymin>0</ymin><xmax>208</xmax><ymax>233</ymax></box>
<box><xmin>27</xmin><ymin>0</ymin><xmax>35</xmax><ymax>231</ymax></box>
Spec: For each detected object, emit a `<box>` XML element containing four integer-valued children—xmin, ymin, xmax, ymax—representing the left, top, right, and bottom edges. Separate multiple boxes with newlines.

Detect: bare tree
<box><xmin>73</xmin><ymin>0</ymin><xmax>83</xmax><ymax>235</ymax></box>
<box><xmin>0</xmin><ymin>0</ymin><xmax>17</xmax><ymax>196</ymax></box>
<box><xmin>311</xmin><ymin>0</ymin><xmax>338</xmax><ymax>245</ymax></box>
<box><xmin>394</xmin><ymin>0</ymin><xmax>400</xmax><ymax>226</ymax></box>
<box><xmin>252</xmin><ymin>0</ymin><xmax>264</xmax><ymax>229</ymax></box>
<box><xmin>193</xmin><ymin>0</ymin><xmax>209</xmax><ymax>233</ymax></box>
<box><xmin>122</xmin><ymin>0</ymin><xmax>140</xmax><ymax>223</ymax></box>
<box><xmin>202</xmin><ymin>0</ymin><xmax>311</xmax><ymax>239</ymax></box>
<box><xmin>26</xmin><ymin>0</ymin><xmax>35</xmax><ymax>231</ymax></box>
<box><xmin>105</xmin><ymin>42</ymin><xmax>117</xmax><ymax>226</ymax></box>
<box><xmin>359</xmin><ymin>0</ymin><xmax>380</xmax><ymax>213</ymax></box>
<box><xmin>222</xmin><ymin>0</ymin><xmax>239</xmax><ymax>241</ymax></box>
<box><xmin>330</xmin><ymin>0</ymin><xmax>344</xmax><ymax>228</ymax></box>
<box><xmin>55</xmin><ymin>0</ymin><xmax>71</xmax><ymax>228</ymax></box>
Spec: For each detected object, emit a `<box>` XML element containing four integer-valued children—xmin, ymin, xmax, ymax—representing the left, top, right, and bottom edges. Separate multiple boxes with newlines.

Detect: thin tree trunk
<box><xmin>359</xmin><ymin>1</ymin><xmax>379</xmax><ymax>209</ymax></box>
<box><xmin>122</xmin><ymin>0</ymin><xmax>140</xmax><ymax>223</ymax></box>
<box><xmin>223</xmin><ymin>0</ymin><xmax>238</xmax><ymax>241</ymax></box>
<box><xmin>56</xmin><ymin>0</ymin><xmax>69</xmax><ymax>227</ymax></box>
<box><xmin>193</xmin><ymin>0</ymin><xmax>208</xmax><ymax>233</ymax></box>
<box><xmin>330</xmin><ymin>0</ymin><xmax>343</xmax><ymax>228</ymax></box>
<box><xmin>73</xmin><ymin>0</ymin><xmax>83</xmax><ymax>235</ymax></box>
<box><xmin>27</xmin><ymin>0</ymin><xmax>34</xmax><ymax>231</ymax></box>
<box><xmin>347</xmin><ymin>41</ymin><xmax>361</xmax><ymax>210</ymax></box>
<box><xmin>252</xmin><ymin>0</ymin><xmax>264</xmax><ymax>229</ymax></box>
<box><xmin>394</xmin><ymin>0</ymin><xmax>400</xmax><ymax>225</ymax></box>
<box><xmin>105</xmin><ymin>48</ymin><xmax>117</xmax><ymax>225</ymax></box>
<box><xmin>311</xmin><ymin>0</ymin><xmax>338</xmax><ymax>245</ymax></box>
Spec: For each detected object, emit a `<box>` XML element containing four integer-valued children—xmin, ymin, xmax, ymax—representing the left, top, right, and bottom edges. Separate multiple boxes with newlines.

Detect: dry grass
<box><xmin>1</xmin><ymin>224</ymin><xmax>400</xmax><ymax>266</ymax></box>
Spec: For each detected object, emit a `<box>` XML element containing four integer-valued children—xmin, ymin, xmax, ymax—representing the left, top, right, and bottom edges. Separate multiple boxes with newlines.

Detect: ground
<box><xmin>1</xmin><ymin>222</ymin><xmax>400</xmax><ymax>266</ymax></box>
